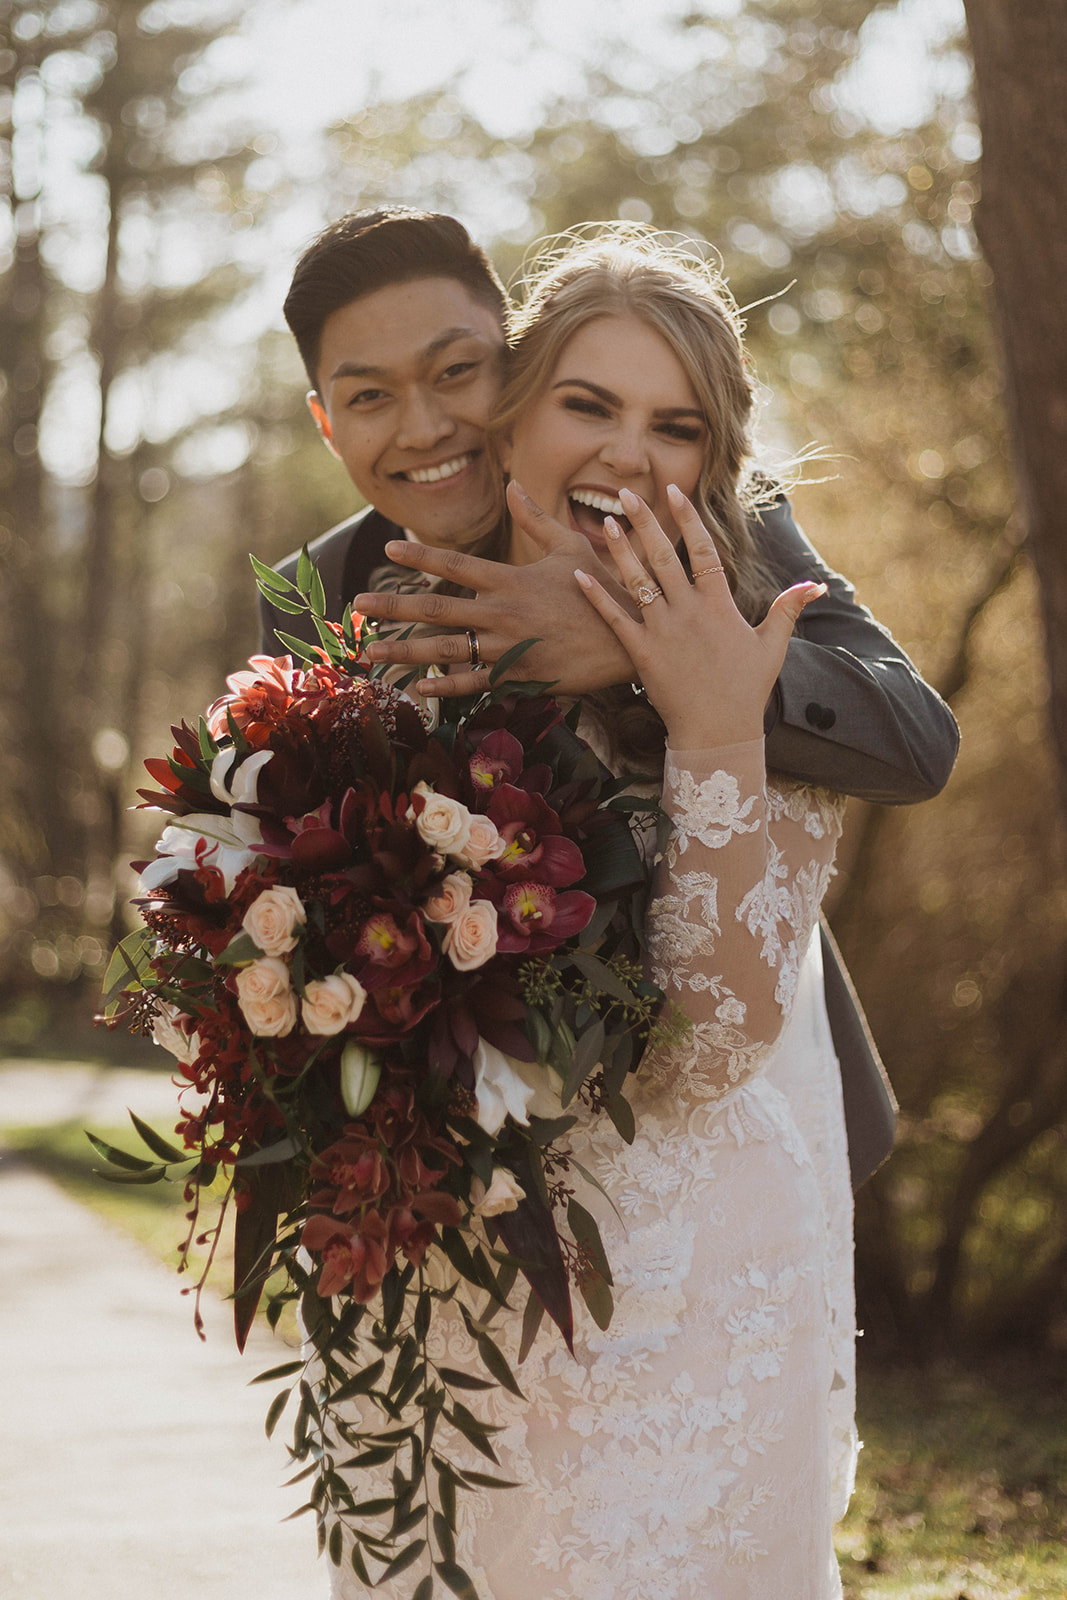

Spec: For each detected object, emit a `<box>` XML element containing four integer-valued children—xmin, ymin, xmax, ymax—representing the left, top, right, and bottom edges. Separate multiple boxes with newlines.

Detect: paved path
<box><xmin>0</xmin><ymin>1061</ymin><xmax>326</xmax><ymax>1600</ymax></box>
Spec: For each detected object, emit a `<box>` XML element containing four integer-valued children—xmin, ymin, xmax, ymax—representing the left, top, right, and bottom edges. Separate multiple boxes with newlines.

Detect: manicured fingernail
<box><xmin>619</xmin><ymin>487</ymin><xmax>640</xmax><ymax>511</ymax></box>
<box><xmin>574</xmin><ymin>568</ymin><xmax>593</xmax><ymax>588</ymax></box>
<box><xmin>510</xmin><ymin>479</ymin><xmax>529</xmax><ymax>501</ymax></box>
<box><xmin>603</xmin><ymin>516</ymin><xmax>622</xmax><ymax>540</ymax></box>
<box><xmin>384</xmin><ymin>540</ymin><xmax>405</xmax><ymax>556</ymax></box>
<box><xmin>666</xmin><ymin>483</ymin><xmax>684</xmax><ymax>505</ymax></box>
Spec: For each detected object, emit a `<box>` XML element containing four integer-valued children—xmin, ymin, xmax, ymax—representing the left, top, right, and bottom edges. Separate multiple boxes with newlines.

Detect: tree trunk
<box><xmin>963</xmin><ymin>0</ymin><xmax>1067</xmax><ymax>811</ymax></box>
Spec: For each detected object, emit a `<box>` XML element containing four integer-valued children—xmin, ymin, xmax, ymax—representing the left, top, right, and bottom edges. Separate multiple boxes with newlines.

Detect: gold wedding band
<box><xmin>465</xmin><ymin>628</ymin><xmax>482</xmax><ymax>669</ymax></box>
<box><xmin>691</xmin><ymin>564</ymin><xmax>725</xmax><ymax>580</ymax></box>
<box><xmin>636</xmin><ymin>584</ymin><xmax>664</xmax><ymax>608</ymax></box>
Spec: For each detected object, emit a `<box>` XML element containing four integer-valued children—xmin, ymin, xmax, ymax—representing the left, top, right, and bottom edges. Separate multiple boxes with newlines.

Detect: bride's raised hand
<box><xmin>574</xmin><ymin>484</ymin><xmax>826</xmax><ymax>751</ymax></box>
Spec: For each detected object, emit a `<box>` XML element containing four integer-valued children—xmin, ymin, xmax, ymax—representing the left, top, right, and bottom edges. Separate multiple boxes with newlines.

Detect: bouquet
<box><xmin>97</xmin><ymin>550</ymin><xmax>680</xmax><ymax>1595</ymax></box>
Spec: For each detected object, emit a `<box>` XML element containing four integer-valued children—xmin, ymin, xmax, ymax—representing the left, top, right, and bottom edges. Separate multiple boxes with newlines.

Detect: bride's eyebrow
<box><xmin>552</xmin><ymin>378</ymin><xmax>704</xmax><ymax>423</ymax></box>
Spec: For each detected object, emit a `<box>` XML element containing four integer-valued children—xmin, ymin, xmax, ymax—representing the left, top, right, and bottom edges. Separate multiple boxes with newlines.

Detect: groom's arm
<box><xmin>758</xmin><ymin>496</ymin><xmax>958</xmax><ymax>803</ymax></box>
<box><xmin>342</xmin><ymin>492</ymin><xmax>960</xmax><ymax>808</ymax></box>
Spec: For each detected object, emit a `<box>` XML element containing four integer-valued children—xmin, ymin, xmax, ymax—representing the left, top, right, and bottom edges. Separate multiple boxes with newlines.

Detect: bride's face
<box><xmin>501</xmin><ymin>313</ymin><xmax>708</xmax><ymax>565</ymax></box>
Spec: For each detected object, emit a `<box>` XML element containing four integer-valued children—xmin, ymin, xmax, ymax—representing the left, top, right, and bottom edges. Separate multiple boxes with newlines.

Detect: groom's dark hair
<box><xmin>284</xmin><ymin>208</ymin><xmax>508</xmax><ymax>391</ymax></box>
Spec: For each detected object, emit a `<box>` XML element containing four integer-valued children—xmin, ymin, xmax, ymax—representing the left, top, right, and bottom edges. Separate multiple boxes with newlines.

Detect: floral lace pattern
<box><xmin>328</xmin><ymin>739</ymin><xmax>855</xmax><ymax>1600</ymax></box>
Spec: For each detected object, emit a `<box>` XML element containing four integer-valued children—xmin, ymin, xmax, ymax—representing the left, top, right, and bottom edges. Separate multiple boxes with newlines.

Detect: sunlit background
<box><xmin>4</xmin><ymin>2</ymin><xmax>1067</xmax><ymax>1586</ymax></box>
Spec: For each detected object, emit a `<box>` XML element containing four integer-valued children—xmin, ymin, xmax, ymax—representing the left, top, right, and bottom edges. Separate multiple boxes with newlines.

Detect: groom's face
<box><xmin>308</xmin><ymin>276</ymin><xmax>506</xmax><ymax>547</ymax></box>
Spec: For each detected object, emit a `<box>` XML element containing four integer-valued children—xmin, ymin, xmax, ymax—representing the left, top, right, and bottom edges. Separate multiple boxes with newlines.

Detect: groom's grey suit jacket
<box><xmin>260</xmin><ymin>498</ymin><xmax>959</xmax><ymax>1191</ymax></box>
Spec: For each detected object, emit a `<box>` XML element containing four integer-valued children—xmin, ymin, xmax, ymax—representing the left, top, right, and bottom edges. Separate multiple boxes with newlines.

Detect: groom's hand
<box><xmin>356</xmin><ymin>481</ymin><xmax>639</xmax><ymax>698</ymax></box>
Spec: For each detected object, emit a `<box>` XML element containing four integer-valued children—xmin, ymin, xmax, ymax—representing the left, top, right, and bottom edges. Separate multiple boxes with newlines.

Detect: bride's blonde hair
<box><xmin>495</xmin><ymin>223</ymin><xmax>780</xmax><ymax>629</ymax></box>
<box><xmin>492</xmin><ymin>225</ymin><xmax>780</xmax><ymax>766</ymax></box>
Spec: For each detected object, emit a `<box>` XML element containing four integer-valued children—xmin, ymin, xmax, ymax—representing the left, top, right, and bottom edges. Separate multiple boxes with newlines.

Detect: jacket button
<box><xmin>805</xmin><ymin>702</ymin><xmax>836</xmax><ymax>730</ymax></box>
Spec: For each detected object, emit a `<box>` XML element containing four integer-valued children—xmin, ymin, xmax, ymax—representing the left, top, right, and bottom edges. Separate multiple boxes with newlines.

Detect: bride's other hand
<box><xmin>575</xmin><ymin>485</ymin><xmax>826</xmax><ymax>751</ymax></box>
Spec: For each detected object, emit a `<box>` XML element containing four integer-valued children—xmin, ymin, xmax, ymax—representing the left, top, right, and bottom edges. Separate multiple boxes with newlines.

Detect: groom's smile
<box><xmin>307</xmin><ymin>277</ymin><xmax>506</xmax><ymax>548</ymax></box>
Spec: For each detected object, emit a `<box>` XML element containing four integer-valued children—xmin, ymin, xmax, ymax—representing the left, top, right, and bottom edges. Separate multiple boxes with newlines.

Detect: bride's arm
<box><xmin>574</xmin><ymin>485</ymin><xmax>838</xmax><ymax>1101</ymax></box>
<box><xmin>641</xmin><ymin>741</ymin><xmax>843</xmax><ymax>1103</ymax></box>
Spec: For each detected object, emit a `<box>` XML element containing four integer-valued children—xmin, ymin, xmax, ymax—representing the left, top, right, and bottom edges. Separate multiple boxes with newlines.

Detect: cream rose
<box><xmin>235</xmin><ymin>957</ymin><xmax>297</xmax><ymax>1036</ymax></box>
<box><xmin>470</xmin><ymin>1166</ymin><xmax>526</xmax><ymax>1217</ymax></box>
<box><xmin>443</xmin><ymin>898</ymin><xmax>498</xmax><ymax>971</ymax></box>
<box><xmin>454</xmin><ymin>814</ymin><xmax>504</xmax><ymax>870</ymax></box>
<box><xmin>301</xmin><ymin>973</ymin><xmax>367</xmax><ymax>1036</ymax></box>
<box><xmin>411</xmin><ymin>782</ymin><xmax>472</xmax><ymax>857</ymax></box>
<box><xmin>423</xmin><ymin>871</ymin><xmax>473</xmax><ymax>925</ymax></box>
<box><xmin>239</xmin><ymin>989</ymin><xmax>298</xmax><ymax>1037</ymax></box>
<box><xmin>242</xmin><ymin>885</ymin><xmax>306</xmax><ymax>956</ymax></box>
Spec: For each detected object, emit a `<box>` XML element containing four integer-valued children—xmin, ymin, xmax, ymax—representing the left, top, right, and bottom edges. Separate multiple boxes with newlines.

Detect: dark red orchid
<box><xmin>490</xmin><ymin>879</ymin><xmax>597</xmax><ymax>955</ymax></box>
<box><xmin>488</xmin><ymin>785</ymin><xmax>587</xmax><ymax>887</ymax></box>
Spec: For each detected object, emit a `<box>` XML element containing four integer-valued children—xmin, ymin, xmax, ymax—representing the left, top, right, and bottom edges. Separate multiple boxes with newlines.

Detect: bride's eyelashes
<box><xmin>559</xmin><ymin>394</ymin><xmax>704</xmax><ymax>444</ymax></box>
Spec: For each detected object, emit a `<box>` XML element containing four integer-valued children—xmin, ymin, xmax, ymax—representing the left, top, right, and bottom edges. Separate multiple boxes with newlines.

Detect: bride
<box><xmin>331</xmin><ymin>227</ymin><xmax>857</xmax><ymax>1600</ymax></box>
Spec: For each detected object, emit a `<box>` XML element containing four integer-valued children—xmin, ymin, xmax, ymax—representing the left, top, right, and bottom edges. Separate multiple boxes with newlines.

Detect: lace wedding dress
<box><xmin>329</xmin><ymin>737</ymin><xmax>857</xmax><ymax>1600</ymax></box>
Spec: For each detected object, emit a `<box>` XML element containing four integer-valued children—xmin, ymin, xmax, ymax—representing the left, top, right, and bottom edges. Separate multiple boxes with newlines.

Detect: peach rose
<box><xmin>235</xmin><ymin>957</ymin><xmax>297</xmax><ymax>1037</ymax></box>
<box><xmin>301</xmin><ymin>973</ymin><xmax>368</xmax><ymax>1036</ymax></box>
<box><xmin>454</xmin><ymin>814</ymin><xmax>504</xmax><ymax>870</ymax></box>
<box><xmin>423</xmin><ymin>871</ymin><xmax>473</xmax><ymax>925</ymax></box>
<box><xmin>470</xmin><ymin>1166</ymin><xmax>526</xmax><ymax>1217</ymax></box>
<box><xmin>411</xmin><ymin>782</ymin><xmax>472</xmax><ymax>857</ymax></box>
<box><xmin>242</xmin><ymin>885</ymin><xmax>306</xmax><ymax>956</ymax></box>
<box><xmin>443</xmin><ymin>898</ymin><xmax>498</xmax><ymax>971</ymax></box>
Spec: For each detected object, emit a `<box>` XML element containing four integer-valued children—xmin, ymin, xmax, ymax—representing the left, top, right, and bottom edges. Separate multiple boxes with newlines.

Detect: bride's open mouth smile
<box><xmin>567</xmin><ymin>486</ymin><xmax>633</xmax><ymax>542</ymax></box>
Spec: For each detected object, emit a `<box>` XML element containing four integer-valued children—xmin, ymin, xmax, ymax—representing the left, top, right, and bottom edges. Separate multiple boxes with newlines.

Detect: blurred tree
<box><xmin>963</xmin><ymin>0</ymin><xmax>1067</xmax><ymax>812</ymax></box>
<box><xmin>0</xmin><ymin>0</ymin><xmax>250</xmax><ymax>1027</ymax></box>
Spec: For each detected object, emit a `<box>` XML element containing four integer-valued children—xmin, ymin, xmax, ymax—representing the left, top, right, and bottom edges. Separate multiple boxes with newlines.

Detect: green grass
<box><xmin>10</xmin><ymin>1118</ymin><xmax>1067</xmax><ymax>1596</ymax></box>
<box><xmin>838</xmin><ymin>1361</ymin><xmax>1067</xmax><ymax>1598</ymax></box>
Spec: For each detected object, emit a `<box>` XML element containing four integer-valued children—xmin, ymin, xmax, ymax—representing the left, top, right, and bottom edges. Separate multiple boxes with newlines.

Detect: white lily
<box><xmin>139</xmin><ymin>811</ymin><xmax>265</xmax><ymax>895</ymax></box>
<box><xmin>210</xmin><ymin>746</ymin><xmax>273</xmax><ymax>806</ymax></box>
<box><xmin>472</xmin><ymin>1037</ymin><xmax>546</xmax><ymax>1136</ymax></box>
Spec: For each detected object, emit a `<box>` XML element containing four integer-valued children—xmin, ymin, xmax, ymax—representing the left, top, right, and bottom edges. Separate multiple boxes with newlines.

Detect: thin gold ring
<box><xmin>636</xmin><ymin>583</ymin><xmax>664</xmax><ymax>608</ymax></box>
<box><xmin>465</xmin><ymin>628</ymin><xmax>481</xmax><ymax>668</ymax></box>
<box><xmin>691</xmin><ymin>564</ymin><xmax>725</xmax><ymax>580</ymax></box>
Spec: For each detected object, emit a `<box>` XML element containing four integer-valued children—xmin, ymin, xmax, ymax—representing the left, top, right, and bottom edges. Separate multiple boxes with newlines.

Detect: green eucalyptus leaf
<box><xmin>296</xmin><ymin>543</ymin><xmax>314</xmax><ymax>597</ymax></box>
<box><xmin>273</xmin><ymin>630</ymin><xmax>320</xmax><ymax>664</ymax></box>
<box><xmin>214</xmin><ymin>931</ymin><xmax>262</xmax><ymax>967</ymax></box>
<box><xmin>578</xmin><ymin>1269</ymin><xmax>614</xmax><ymax>1331</ymax></box>
<box><xmin>433</xmin><ymin>1558</ymin><xmax>479</xmax><ymax>1600</ymax></box>
<box><xmin>101</xmin><ymin>928</ymin><xmax>152</xmax><ymax>999</ymax></box>
<box><xmin>567</xmin><ymin>1199</ymin><xmax>613</xmax><ymax>1285</ymax></box>
<box><xmin>607</xmin><ymin>1092</ymin><xmax>636</xmax><ymax>1144</ymax></box>
<box><xmin>453</xmin><ymin>1468</ymin><xmax>522</xmax><ymax>1491</ymax></box>
<box><xmin>560</xmin><ymin>1017</ymin><xmax>605</xmax><ymax>1107</ymax></box>
<box><xmin>437</xmin><ymin>1368</ymin><xmax>494</xmax><ymax>1391</ymax></box>
<box><xmin>433</xmin><ymin>1509</ymin><xmax>456</xmax><ymax>1563</ymax></box>
<box><xmin>517</xmin><ymin>1288</ymin><xmax>545</xmax><ymax>1365</ymax></box>
<box><xmin>250</xmin><ymin>1360</ymin><xmax>305</xmax><ymax>1385</ymax></box>
<box><xmin>85</xmin><ymin>1131</ymin><xmax>157</xmax><ymax>1172</ymax></box>
<box><xmin>250</xmin><ymin>552</ymin><xmax>300</xmax><ymax>594</ymax></box>
<box><xmin>126</xmin><ymin>1111</ymin><xmax>185</xmax><ymax>1163</ymax></box>
<box><xmin>379</xmin><ymin>1538</ymin><xmax>427</xmax><ymax>1582</ymax></box>
<box><xmin>566</xmin><ymin>948</ymin><xmax>639</xmax><ymax>1005</ymax></box>
<box><xmin>264</xmin><ymin>1387</ymin><xmax>292</xmax><ymax>1438</ymax></box>
<box><xmin>475</xmin><ymin>1332</ymin><xmax>524</xmax><ymax>1400</ymax></box>
<box><xmin>331</xmin><ymin>1358</ymin><xmax>387</xmax><ymax>1404</ymax></box>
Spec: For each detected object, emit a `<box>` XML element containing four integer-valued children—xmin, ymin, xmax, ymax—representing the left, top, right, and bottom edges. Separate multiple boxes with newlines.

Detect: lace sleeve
<box><xmin>640</xmin><ymin>738</ymin><xmax>844</xmax><ymax>1105</ymax></box>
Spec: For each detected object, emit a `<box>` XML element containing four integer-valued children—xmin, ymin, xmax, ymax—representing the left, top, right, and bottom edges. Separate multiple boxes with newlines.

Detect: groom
<box><xmin>262</xmin><ymin>207</ymin><xmax>960</xmax><ymax>1189</ymax></box>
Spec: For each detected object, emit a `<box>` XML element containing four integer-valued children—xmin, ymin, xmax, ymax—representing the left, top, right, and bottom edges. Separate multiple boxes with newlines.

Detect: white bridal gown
<box><xmin>329</xmin><ymin>738</ymin><xmax>857</xmax><ymax>1600</ymax></box>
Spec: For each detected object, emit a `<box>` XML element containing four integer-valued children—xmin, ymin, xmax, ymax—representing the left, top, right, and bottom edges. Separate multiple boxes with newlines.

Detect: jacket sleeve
<box><xmin>757</xmin><ymin>497</ymin><xmax>959</xmax><ymax>804</ymax></box>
